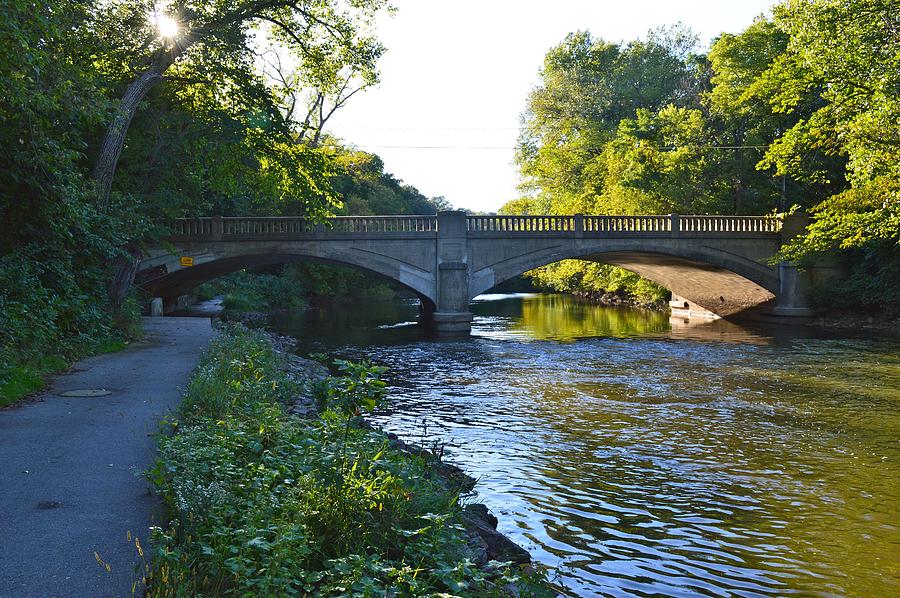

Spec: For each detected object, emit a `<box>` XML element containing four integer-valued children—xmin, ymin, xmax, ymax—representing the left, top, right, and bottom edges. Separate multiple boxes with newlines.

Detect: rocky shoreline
<box><xmin>808</xmin><ymin>313</ymin><xmax>900</xmax><ymax>335</ymax></box>
<box><xmin>570</xmin><ymin>289</ymin><xmax>667</xmax><ymax>312</ymax></box>
<box><xmin>262</xmin><ymin>330</ymin><xmax>535</xmax><ymax>571</ymax></box>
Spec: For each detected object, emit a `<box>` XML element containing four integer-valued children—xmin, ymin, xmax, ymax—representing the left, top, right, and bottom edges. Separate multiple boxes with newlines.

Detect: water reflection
<box><xmin>473</xmin><ymin>294</ymin><xmax>671</xmax><ymax>342</ymax></box>
<box><xmin>270</xmin><ymin>294</ymin><xmax>900</xmax><ymax>596</ymax></box>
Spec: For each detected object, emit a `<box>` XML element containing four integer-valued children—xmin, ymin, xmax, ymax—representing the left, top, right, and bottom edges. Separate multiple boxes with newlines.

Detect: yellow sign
<box><xmin>180</xmin><ymin>256</ymin><xmax>194</xmax><ymax>267</ymax></box>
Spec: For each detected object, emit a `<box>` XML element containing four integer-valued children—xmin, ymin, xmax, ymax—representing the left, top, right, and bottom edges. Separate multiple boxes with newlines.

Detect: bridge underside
<box><xmin>581</xmin><ymin>252</ymin><xmax>775</xmax><ymax>317</ymax></box>
<box><xmin>139</xmin><ymin>246</ymin><xmax>778</xmax><ymax>321</ymax></box>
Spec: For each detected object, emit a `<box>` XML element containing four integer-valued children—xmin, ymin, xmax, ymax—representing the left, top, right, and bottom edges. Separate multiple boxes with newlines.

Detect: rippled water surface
<box><xmin>271</xmin><ymin>294</ymin><xmax>900</xmax><ymax>596</ymax></box>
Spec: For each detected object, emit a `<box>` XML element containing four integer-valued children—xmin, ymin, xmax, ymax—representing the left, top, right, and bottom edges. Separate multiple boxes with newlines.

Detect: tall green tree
<box><xmin>0</xmin><ymin>0</ymin><xmax>391</xmax><ymax>389</ymax></box>
<box><xmin>91</xmin><ymin>0</ymin><xmax>387</xmax><ymax>209</ymax></box>
<box><xmin>757</xmin><ymin>0</ymin><xmax>900</xmax><ymax>311</ymax></box>
<box><xmin>517</xmin><ymin>27</ymin><xmax>701</xmax><ymax>209</ymax></box>
<box><xmin>510</xmin><ymin>27</ymin><xmax>709</xmax><ymax>302</ymax></box>
<box><xmin>759</xmin><ymin>0</ymin><xmax>900</xmax><ymax>256</ymax></box>
<box><xmin>706</xmin><ymin>16</ymin><xmax>845</xmax><ymax>213</ymax></box>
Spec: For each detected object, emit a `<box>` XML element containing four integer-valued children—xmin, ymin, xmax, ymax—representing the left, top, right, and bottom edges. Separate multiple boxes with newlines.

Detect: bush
<box><xmin>197</xmin><ymin>271</ymin><xmax>308</xmax><ymax>312</ymax></box>
<box><xmin>147</xmin><ymin>326</ymin><xmax>549</xmax><ymax>596</ymax></box>
<box><xmin>0</xmin><ymin>254</ymin><xmax>140</xmax><ymax>407</ymax></box>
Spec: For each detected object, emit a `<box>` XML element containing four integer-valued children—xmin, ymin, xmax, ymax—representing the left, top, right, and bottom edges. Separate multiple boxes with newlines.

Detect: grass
<box><xmin>145</xmin><ymin>325</ymin><xmax>551</xmax><ymax>597</ymax></box>
<box><xmin>0</xmin><ymin>364</ymin><xmax>45</xmax><ymax>408</ymax></box>
<box><xmin>0</xmin><ymin>339</ymin><xmax>129</xmax><ymax>408</ymax></box>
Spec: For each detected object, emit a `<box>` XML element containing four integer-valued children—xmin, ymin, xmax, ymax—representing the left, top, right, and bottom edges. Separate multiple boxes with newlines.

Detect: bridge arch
<box><xmin>469</xmin><ymin>242</ymin><xmax>780</xmax><ymax>317</ymax></box>
<box><xmin>138</xmin><ymin>249</ymin><xmax>438</xmax><ymax>312</ymax></box>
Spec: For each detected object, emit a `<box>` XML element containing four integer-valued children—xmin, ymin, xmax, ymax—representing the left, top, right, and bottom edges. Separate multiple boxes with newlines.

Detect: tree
<box><xmin>88</xmin><ymin>0</ymin><xmax>388</xmax><ymax>305</ymax></box>
<box><xmin>600</xmin><ymin>105</ymin><xmax>728</xmax><ymax>215</ymax></box>
<box><xmin>760</xmin><ymin>0</ymin><xmax>899</xmax><ymax>255</ymax></box>
<box><xmin>510</xmin><ymin>27</ymin><xmax>707</xmax><ymax>302</ymax></box>
<box><xmin>91</xmin><ymin>0</ymin><xmax>387</xmax><ymax>209</ymax></box>
<box><xmin>517</xmin><ymin>27</ymin><xmax>701</xmax><ymax>207</ymax></box>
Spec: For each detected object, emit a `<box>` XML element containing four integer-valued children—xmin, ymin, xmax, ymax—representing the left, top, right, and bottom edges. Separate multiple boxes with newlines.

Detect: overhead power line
<box><xmin>334</xmin><ymin>126</ymin><xmax>521</xmax><ymax>131</ymax></box>
<box><xmin>352</xmin><ymin>144</ymin><xmax>771</xmax><ymax>151</ymax></box>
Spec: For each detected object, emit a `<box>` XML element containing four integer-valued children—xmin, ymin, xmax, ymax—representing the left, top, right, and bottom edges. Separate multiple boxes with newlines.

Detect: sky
<box><xmin>327</xmin><ymin>0</ymin><xmax>776</xmax><ymax>213</ymax></box>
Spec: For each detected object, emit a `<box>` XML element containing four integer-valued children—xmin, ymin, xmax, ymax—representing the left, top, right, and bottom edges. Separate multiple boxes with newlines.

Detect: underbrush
<box><xmin>196</xmin><ymin>271</ymin><xmax>308</xmax><ymax>312</ymax></box>
<box><xmin>195</xmin><ymin>265</ymin><xmax>410</xmax><ymax>315</ymax></box>
<box><xmin>0</xmin><ymin>335</ymin><xmax>132</xmax><ymax>408</ymax></box>
<box><xmin>147</xmin><ymin>326</ymin><xmax>549</xmax><ymax>596</ymax></box>
<box><xmin>0</xmin><ymin>256</ymin><xmax>141</xmax><ymax>407</ymax></box>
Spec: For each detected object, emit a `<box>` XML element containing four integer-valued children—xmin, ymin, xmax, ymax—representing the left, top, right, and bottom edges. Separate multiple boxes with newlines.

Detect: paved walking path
<box><xmin>0</xmin><ymin>318</ymin><xmax>216</xmax><ymax>598</ymax></box>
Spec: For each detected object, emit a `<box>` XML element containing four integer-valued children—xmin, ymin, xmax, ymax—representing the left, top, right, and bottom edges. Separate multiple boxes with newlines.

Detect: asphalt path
<box><xmin>0</xmin><ymin>317</ymin><xmax>216</xmax><ymax>597</ymax></box>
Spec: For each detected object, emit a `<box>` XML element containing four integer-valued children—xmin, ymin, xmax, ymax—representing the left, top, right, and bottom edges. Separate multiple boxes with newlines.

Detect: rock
<box><xmin>289</xmin><ymin>398</ymin><xmax>318</xmax><ymax>418</ymax></box>
<box><xmin>461</xmin><ymin>504</ymin><xmax>531</xmax><ymax>565</ymax></box>
<box><xmin>434</xmin><ymin>461</ymin><xmax>477</xmax><ymax>493</ymax></box>
<box><xmin>285</xmin><ymin>354</ymin><xmax>329</xmax><ymax>382</ymax></box>
<box><xmin>464</xmin><ymin>503</ymin><xmax>498</xmax><ymax>528</ymax></box>
<box><xmin>219</xmin><ymin>311</ymin><xmax>268</xmax><ymax>327</ymax></box>
<box><xmin>384</xmin><ymin>436</ymin><xmax>477</xmax><ymax>492</ymax></box>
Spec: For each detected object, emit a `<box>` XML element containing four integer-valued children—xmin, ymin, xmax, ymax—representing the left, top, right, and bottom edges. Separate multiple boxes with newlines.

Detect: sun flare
<box><xmin>154</xmin><ymin>13</ymin><xmax>179</xmax><ymax>39</ymax></box>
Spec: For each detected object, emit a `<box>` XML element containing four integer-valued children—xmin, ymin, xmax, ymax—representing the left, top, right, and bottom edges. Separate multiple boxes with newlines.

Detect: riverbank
<box><xmin>809</xmin><ymin>312</ymin><xmax>900</xmax><ymax>335</ymax></box>
<box><xmin>570</xmin><ymin>289</ymin><xmax>667</xmax><ymax>311</ymax></box>
<box><xmin>146</xmin><ymin>325</ymin><xmax>550</xmax><ymax>596</ymax></box>
<box><xmin>0</xmin><ymin>317</ymin><xmax>217</xmax><ymax>597</ymax></box>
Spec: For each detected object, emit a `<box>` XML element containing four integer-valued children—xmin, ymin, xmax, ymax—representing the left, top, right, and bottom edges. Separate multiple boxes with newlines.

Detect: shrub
<box><xmin>147</xmin><ymin>326</ymin><xmax>550</xmax><ymax>596</ymax></box>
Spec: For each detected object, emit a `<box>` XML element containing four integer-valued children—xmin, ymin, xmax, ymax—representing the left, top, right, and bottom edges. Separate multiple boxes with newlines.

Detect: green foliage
<box><xmin>757</xmin><ymin>0</ymin><xmax>900</xmax><ymax>311</ymax></box>
<box><xmin>176</xmin><ymin>325</ymin><xmax>299</xmax><ymax>420</ymax></box>
<box><xmin>0</xmin><ymin>366</ymin><xmax>44</xmax><ymax>409</ymax></box>
<box><xmin>510</xmin><ymin>27</ymin><xmax>716</xmax><ymax>302</ymax></box>
<box><xmin>527</xmin><ymin>261</ymin><xmax>668</xmax><ymax>306</ymax></box>
<box><xmin>507</xmin><ymin>5</ymin><xmax>899</xmax><ymax>312</ymax></box>
<box><xmin>198</xmin><ymin>271</ymin><xmax>308</xmax><ymax>312</ymax></box>
<box><xmin>148</xmin><ymin>326</ymin><xmax>549</xmax><ymax>596</ymax></box>
<box><xmin>0</xmin><ymin>0</ymin><xmax>393</xmax><ymax>402</ymax></box>
<box><xmin>318</xmin><ymin>359</ymin><xmax>387</xmax><ymax>416</ymax></box>
<box><xmin>0</xmin><ymin>254</ymin><xmax>138</xmax><ymax>406</ymax></box>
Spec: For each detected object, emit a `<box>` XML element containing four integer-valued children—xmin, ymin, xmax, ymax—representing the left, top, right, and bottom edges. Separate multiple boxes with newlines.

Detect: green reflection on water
<box><xmin>474</xmin><ymin>293</ymin><xmax>671</xmax><ymax>341</ymax></box>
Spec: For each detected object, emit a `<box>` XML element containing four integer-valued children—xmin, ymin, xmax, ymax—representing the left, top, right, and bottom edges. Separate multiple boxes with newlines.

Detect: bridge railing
<box><xmin>170</xmin><ymin>218</ymin><xmax>217</xmax><ymax>237</ymax></box>
<box><xmin>222</xmin><ymin>218</ymin><xmax>316</xmax><ymax>236</ymax></box>
<box><xmin>583</xmin><ymin>215</ymin><xmax>671</xmax><ymax>232</ymax></box>
<box><xmin>167</xmin><ymin>216</ymin><xmax>438</xmax><ymax>240</ymax></box>
<box><xmin>326</xmin><ymin>216</ymin><xmax>437</xmax><ymax>233</ymax></box>
<box><xmin>167</xmin><ymin>214</ymin><xmax>781</xmax><ymax>240</ymax></box>
<box><xmin>679</xmin><ymin>215</ymin><xmax>781</xmax><ymax>233</ymax></box>
<box><xmin>467</xmin><ymin>214</ymin><xmax>781</xmax><ymax>235</ymax></box>
<box><xmin>466</xmin><ymin>215</ymin><xmax>576</xmax><ymax>232</ymax></box>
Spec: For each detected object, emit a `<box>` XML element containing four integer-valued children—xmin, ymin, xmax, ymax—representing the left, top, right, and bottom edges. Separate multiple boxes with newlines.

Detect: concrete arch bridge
<box><xmin>137</xmin><ymin>211</ymin><xmax>823</xmax><ymax>334</ymax></box>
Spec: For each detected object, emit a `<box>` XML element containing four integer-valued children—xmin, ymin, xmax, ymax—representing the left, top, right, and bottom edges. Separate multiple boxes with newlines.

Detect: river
<box><xmin>270</xmin><ymin>293</ymin><xmax>900</xmax><ymax>597</ymax></box>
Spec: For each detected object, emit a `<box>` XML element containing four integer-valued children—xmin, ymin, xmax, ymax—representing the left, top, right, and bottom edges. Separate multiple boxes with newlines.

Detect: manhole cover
<box><xmin>59</xmin><ymin>389</ymin><xmax>112</xmax><ymax>397</ymax></box>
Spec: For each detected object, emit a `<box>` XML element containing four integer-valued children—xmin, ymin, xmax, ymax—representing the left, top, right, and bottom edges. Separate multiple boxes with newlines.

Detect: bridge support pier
<box><xmin>433</xmin><ymin>211</ymin><xmax>474</xmax><ymax>335</ymax></box>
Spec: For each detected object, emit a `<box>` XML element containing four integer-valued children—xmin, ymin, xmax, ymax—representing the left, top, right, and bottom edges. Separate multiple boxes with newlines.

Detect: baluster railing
<box><xmin>166</xmin><ymin>214</ymin><xmax>780</xmax><ymax>239</ymax></box>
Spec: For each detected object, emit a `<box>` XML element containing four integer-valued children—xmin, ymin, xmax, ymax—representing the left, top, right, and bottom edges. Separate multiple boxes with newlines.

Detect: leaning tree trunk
<box><xmin>94</xmin><ymin>55</ymin><xmax>175</xmax><ymax>210</ymax></box>
<box><xmin>107</xmin><ymin>247</ymin><xmax>144</xmax><ymax>309</ymax></box>
<box><xmin>95</xmin><ymin>53</ymin><xmax>176</xmax><ymax>308</ymax></box>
